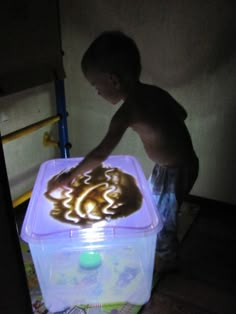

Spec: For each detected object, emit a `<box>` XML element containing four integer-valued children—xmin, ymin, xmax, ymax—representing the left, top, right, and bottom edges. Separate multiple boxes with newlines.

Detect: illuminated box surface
<box><xmin>21</xmin><ymin>155</ymin><xmax>162</xmax><ymax>312</ymax></box>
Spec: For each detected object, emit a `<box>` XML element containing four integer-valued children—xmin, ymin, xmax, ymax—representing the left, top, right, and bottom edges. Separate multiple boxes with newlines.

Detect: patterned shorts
<box><xmin>149</xmin><ymin>155</ymin><xmax>199</xmax><ymax>258</ymax></box>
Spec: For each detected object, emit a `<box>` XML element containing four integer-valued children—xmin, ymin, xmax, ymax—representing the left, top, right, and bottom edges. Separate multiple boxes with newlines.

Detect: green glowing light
<box><xmin>79</xmin><ymin>251</ymin><xmax>102</xmax><ymax>269</ymax></box>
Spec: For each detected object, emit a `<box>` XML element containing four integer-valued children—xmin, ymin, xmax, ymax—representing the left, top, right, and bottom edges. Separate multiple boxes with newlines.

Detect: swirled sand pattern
<box><xmin>45</xmin><ymin>164</ymin><xmax>142</xmax><ymax>225</ymax></box>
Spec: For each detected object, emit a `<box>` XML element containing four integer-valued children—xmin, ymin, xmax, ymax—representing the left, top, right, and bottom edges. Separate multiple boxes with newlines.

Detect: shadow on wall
<box><xmin>217</xmin><ymin>103</ymin><xmax>236</xmax><ymax>201</ymax></box>
<box><xmin>141</xmin><ymin>0</ymin><xmax>236</xmax><ymax>88</ymax></box>
<box><xmin>64</xmin><ymin>0</ymin><xmax>236</xmax><ymax>88</ymax></box>
<box><xmin>60</xmin><ymin>0</ymin><xmax>236</xmax><ymax>203</ymax></box>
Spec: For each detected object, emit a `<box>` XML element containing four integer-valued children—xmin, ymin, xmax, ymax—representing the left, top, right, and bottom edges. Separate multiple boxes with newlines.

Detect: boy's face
<box><xmin>85</xmin><ymin>70</ymin><xmax>124</xmax><ymax>105</ymax></box>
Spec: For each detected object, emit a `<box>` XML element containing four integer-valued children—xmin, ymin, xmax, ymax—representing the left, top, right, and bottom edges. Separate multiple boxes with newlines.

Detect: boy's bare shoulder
<box><xmin>126</xmin><ymin>83</ymin><xmax>187</xmax><ymax>121</ymax></box>
<box><xmin>112</xmin><ymin>83</ymin><xmax>187</xmax><ymax>132</ymax></box>
<box><xmin>124</xmin><ymin>83</ymin><xmax>168</xmax><ymax>111</ymax></box>
<box><xmin>111</xmin><ymin>84</ymin><xmax>160</xmax><ymax>127</ymax></box>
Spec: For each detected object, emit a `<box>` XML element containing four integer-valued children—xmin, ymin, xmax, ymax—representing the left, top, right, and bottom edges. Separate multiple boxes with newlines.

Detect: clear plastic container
<box><xmin>21</xmin><ymin>155</ymin><xmax>162</xmax><ymax>312</ymax></box>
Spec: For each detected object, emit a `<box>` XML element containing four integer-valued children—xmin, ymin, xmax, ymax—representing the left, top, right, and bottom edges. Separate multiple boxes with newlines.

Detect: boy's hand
<box><xmin>47</xmin><ymin>167</ymin><xmax>77</xmax><ymax>191</ymax></box>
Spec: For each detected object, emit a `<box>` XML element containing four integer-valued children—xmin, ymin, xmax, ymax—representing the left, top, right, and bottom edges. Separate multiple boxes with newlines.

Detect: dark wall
<box><xmin>0</xmin><ymin>1</ymin><xmax>65</xmax><ymax>96</ymax></box>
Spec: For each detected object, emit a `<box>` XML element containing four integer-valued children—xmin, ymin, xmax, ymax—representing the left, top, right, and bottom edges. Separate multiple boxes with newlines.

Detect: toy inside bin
<box><xmin>21</xmin><ymin>155</ymin><xmax>162</xmax><ymax>313</ymax></box>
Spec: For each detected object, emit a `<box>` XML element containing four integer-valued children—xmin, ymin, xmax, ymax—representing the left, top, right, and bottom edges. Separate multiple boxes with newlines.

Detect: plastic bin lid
<box><xmin>21</xmin><ymin>155</ymin><xmax>162</xmax><ymax>243</ymax></box>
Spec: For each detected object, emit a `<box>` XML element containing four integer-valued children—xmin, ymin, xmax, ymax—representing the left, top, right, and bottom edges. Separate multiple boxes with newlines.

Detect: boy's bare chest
<box><xmin>130</xmin><ymin>122</ymin><xmax>161</xmax><ymax>144</ymax></box>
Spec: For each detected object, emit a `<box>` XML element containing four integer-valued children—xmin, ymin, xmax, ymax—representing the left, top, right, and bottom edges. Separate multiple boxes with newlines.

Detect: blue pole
<box><xmin>54</xmin><ymin>79</ymin><xmax>71</xmax><ymax>158</ymax></box>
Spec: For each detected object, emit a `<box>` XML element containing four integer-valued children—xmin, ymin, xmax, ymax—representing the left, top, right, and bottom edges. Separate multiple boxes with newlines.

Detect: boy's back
<box><xmin>115</xmin><ymin>82</ymin><xmax>196</xmax><ymax>167</ymax></box>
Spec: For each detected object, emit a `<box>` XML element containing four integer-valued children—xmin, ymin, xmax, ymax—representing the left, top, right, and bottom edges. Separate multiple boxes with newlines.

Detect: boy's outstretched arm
<box><xmin>52</xmin><ymin>108</ymin><xmax>129</xmax><ymax>188</ymax></box>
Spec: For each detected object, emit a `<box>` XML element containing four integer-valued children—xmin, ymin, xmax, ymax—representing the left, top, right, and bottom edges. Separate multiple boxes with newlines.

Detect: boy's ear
<box><xmin>109</xmin><ymin>74</ymin><xmax>120</xmax><ymax>90</ymax></box>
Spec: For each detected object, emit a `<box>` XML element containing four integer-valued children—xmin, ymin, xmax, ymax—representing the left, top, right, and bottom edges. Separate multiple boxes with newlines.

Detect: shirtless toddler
<box><xmin>56</xmin><ymin>31</ymin><xmax>199</xmax><ymax>272</ymax></box>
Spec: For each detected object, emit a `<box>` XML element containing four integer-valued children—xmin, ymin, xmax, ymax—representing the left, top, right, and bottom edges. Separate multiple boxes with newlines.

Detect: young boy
<box><xmin>55</xmin><ymin>31</ymin><xmax>199</xmax><ymax>273</ymax></box>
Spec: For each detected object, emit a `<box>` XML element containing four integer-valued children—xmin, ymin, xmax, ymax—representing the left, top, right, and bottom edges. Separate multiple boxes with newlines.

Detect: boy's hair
<box><xmin>81</xmin><ymin>31</ymin><xmax>141</xmax><ymax>85</ymax></box>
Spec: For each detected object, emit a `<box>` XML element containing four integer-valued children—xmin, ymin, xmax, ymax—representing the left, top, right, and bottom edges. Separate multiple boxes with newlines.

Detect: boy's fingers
<box><xmin>48</xmin><ymin>168</ymin><xmax>77</xmax><ymax>190</ymax></box>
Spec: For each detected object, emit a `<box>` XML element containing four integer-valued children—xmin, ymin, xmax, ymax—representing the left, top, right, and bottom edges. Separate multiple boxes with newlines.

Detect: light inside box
<box><xmin>44</xmin><ymin>161</ymin><xmax>143</xmax><ymax>270</ymax></box>
<box><xmin>21</xmin><ymin>156</ymin><xmax>162</xmax><ymax>310</ymax></box>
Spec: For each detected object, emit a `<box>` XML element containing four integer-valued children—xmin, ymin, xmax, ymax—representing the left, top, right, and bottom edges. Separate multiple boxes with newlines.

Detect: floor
<box><xmin>140</xmin><ymin>200</ymin><xmax>236</xmax><ymax>314</ymax></box>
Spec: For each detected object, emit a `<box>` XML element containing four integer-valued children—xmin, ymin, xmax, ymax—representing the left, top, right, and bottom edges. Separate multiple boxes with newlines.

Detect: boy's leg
<box><xmin>149</xmin><ymin>156</ymin><xmax>199</xmax><ymax>273</ymax></box>
<box><xmin>149</xmin><ymin>165</ymin><xmax>179</xmax><ymax>272</ymax></box>
<box><xmin>154</xmin><ymin>192</ymin><xmax>179</xmax><ymax>259</ymax></box>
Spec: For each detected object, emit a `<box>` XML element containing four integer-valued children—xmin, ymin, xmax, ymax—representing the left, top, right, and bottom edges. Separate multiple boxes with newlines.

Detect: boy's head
<box><xmin>81</xmin><ymin>31</ymin><xmax>141</xmax><ymax>103</ymax></box>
